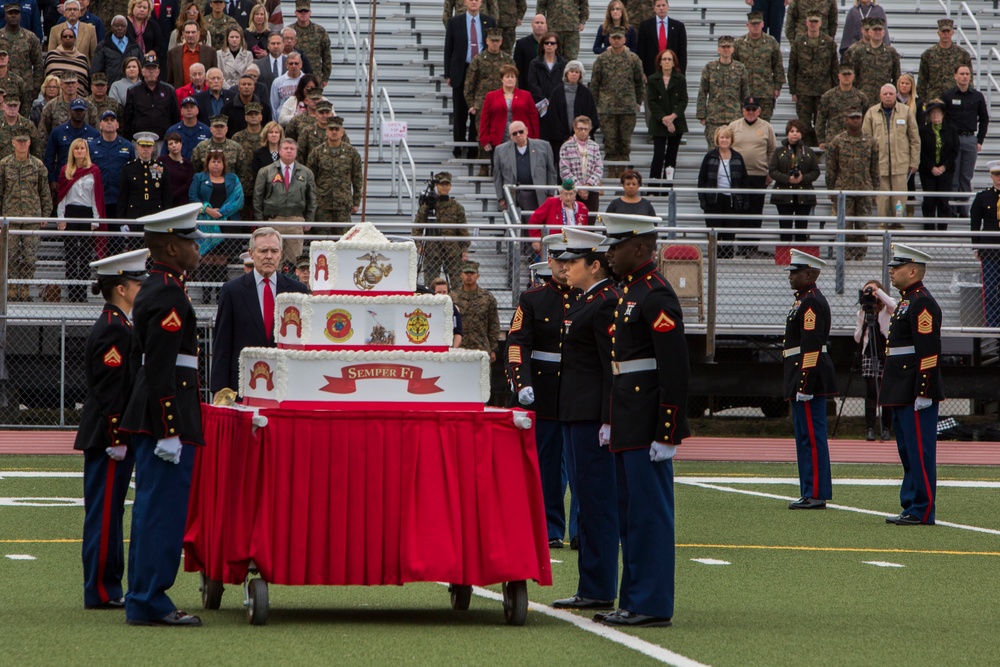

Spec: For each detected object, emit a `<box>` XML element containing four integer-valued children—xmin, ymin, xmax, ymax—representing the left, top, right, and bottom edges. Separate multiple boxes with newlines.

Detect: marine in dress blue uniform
<box><xmin>119</xmin><ymin>203</ymin><xmax>206</xmax><ymax>627</ymax></box>
<box><xmin>600</xmin><ymin>212</ymin><xmax>688</xmax><ymax>628</ymax></box>
<box><xmin>782</xmin><ymin>249</ymin><xmax>838</xmax><ymax>509</ymax></box>
<box><xmin>879</xmin><ymin>244</ymin><xmax>944</xmax><ymax>526</ymax></box>
<box><xmin>551</xmin><ymin>228</ymin><xmax>620</xmax><ymax>610</ymax></box>
<box><xmin>73</xmin><ymin>249</ymin><xmax>148</xmax><ymax>609</ymax></box>
<box><xmin>505</xmin><ymin>233</ymin><xmax>578</xmax><ymax>547</ymax></box>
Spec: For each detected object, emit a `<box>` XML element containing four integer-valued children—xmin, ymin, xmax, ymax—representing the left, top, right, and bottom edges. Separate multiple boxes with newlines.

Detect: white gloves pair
<box><xmin>796</xmin><ymin>393</ymin><xmax>813</xmax><ymax>402</ymax></box>
<box><xmin>914</xmin><ymin>397</ymin><xmax>933</xmax><ymax>411</ymax></box>
<box><xmin>517</xmin><ymin>387</ymin><xmax>535</xmax><ymax>405</ymax></box>
<box><xmin>105</xmin><ymin>445</ymin><xmax>127</xmax><ymax>461</ymax></box>
<box><xmin>650</xmin><ymin>442</ymin><xmax>677</xmax><ymax>462</ymax></box>
<box><xmin>154</xmin><ymin>436</ymin><xmax>183</xmax><ymax>465</ymax></box>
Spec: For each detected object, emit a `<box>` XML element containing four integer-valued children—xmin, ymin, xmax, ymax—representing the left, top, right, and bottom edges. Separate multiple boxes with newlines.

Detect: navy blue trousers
<box><xmin>562</xmin><ymin>435</ymin><xmax>578</xmax><ymax>541</ymax></box>
<box><xmin>125</xmin><ymin>435</ymin><xmax>196</xmax><ymax>622</ymax></box>
<box><xmin>892</xmin><ymin>402</ymin><xmax>938</xmax><ymax>524</ymax></box>
<box><xmin>616</xmin><ymin>448</ymin><xmax>675</xmax><ymax>619</ymax></box>
<box><xmin>562</xmin><ymin>421</ymin><xmax>618</xmax><ymax>601</ymax></box>
<box><xmin>536</xmin><ymin>418</ymin><xmax>568</xmax><ymax>541</ymax></box>
<box><xmin>791</xmin><ymin>397</ymin><xmax>833</xmax><ymax>500</ymax></box>
<box><xmin>82</xmin><ymin>447</ymin><xmax>135</xmax><ymax>607</ymax></box>
<box><xmin>752</xmin><ymin>0</ymin><xmax>786</xmax><ymax>42</ymax></box>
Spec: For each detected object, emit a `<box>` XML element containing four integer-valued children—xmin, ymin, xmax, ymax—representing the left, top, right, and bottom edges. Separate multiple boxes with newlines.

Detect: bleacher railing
<box><xmin>374</xmin><ymin>87</ymin><xmax>419</xmax><ymax>216</ymax></box>
<box><xmin>955</xmin><ymin>2</ymin><xmax>983</xmax><ymax>90</ymax></box>
<box><xmin>986</xmin><ymin>46</ymin><xmax>1000</xmax><ymax>106</ymax></box>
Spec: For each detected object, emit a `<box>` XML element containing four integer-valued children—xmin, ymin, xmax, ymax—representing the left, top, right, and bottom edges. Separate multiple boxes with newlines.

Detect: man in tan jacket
<box><xmin>47</xmin><ymin>0</ymin><xmax>98</xmax><ymax>62</ymax></box>
<box><xmin>862</xmin><ymin>83</ymin><xmax>920</xmax><ymax>220</ymax></box>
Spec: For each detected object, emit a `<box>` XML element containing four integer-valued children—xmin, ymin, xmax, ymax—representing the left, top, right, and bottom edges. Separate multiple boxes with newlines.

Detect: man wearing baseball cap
<box><xmin>728</xmin><ymin>94</ymin><xmax>775</xmax><ymax>257</ymax></box>
<box><xmin>0</xmin><ymin>92</ymin><xmax>40</xmax><ymax>160</ymax></box>
<box><xmin>89</xmin><ymin>109</ymin><xmax>135</xmax><ymax>226</ymax></box>
<box><xmin>122</xmin><ymin>54</ymin><xmax>180</xmax><ymax>141</ymax></box>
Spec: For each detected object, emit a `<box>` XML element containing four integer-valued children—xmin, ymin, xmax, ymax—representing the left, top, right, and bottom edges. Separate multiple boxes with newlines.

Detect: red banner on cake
<box><xmin>321</xmin><ymin>364</ymin><xmax>443</xmax><ymax>394</ymax></box>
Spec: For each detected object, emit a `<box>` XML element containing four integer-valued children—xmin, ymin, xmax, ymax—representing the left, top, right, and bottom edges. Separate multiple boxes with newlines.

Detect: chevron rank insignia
<box><xmin>920</xmin><ymin>354</ymin><xmax>938</xmax><ymax>370</ymax></box>
<box><xmin>510</xmin><ymin>305</ymin><xmax>524</xmax><ymax>332</ymax></box>
<box><xmin>652</xmin><ymin>311</ymin><xmax>675</xmax><ymax>332</ymax></box>
<box><xmin>508</xmin><ymin>344</ymin><xmax>522</xmax><ymax>364</ymax></box>
<box><xmin>917</xmin><ymin>308</ymin><xmax>934</xmax><ymax>334</ymax></box>
<box><xmin>803</xmin><ymin>308</ymin><xmax>816</xmax><ymax>331</ymax></box>
<box><xmin>103</xmin><ymin>346</ymin><xmax>122</xmax><ymax>367</ymax></box>
<box><xmin>802</xmin><ymin>351</ymin><xmax>819</xmax><ymax>369</ymax></box>
<box><xmin>161</xmin><ymin>309</ymin><xmax>183</xmax><ymax>332</ymax></box>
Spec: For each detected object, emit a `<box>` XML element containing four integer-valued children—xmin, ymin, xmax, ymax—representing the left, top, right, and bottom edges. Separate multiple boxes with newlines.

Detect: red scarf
<box><xmin>57</xmin><ymin>164</ymin><xmax>106</xmax><ymax>218</ymax></box>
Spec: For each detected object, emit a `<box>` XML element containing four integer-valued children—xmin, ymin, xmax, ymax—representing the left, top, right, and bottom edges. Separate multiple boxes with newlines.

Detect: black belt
<box><xmin>958</xmin><ymin>131</ymin><xmax>976</xmax><ymax>137</ymax></box>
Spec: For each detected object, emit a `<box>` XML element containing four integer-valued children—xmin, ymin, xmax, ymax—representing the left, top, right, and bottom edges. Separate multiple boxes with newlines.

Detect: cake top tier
<box><xmin>310</xmin><ymin>222</ymin><xmax>418</xmax><ymax>294</ymax></box>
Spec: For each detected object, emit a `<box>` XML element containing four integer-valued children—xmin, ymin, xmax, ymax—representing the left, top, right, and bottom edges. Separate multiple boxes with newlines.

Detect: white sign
<box><xmin>382</xmin><ymin>121</ymin><xmax>408</xmax><ymax>144</ymax></box>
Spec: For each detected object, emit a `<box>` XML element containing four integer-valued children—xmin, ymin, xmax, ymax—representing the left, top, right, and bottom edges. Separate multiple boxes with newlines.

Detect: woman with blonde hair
<box><xmin>244</xmin><ymin>3</ymin><xmax>271</xmax><ymax>57</ymax></box>
<box><xmin>167</xmin><ymin>1</ymin><xmax>212</xmax><ymax>49</ymax></box>
<box><xmin>252</xmin><ymin>121</ymin><xmax>284</xmax><ymax>180</ymax></box>
<box><xmin>57</xmin><ymin>139</ymin><xmax>106</xmax><ymax>302</ymax></box>
<box><xmin>126</xmin><ymin>0</ymin><xmax>164</xmax><ymax>59</ymax></box>
<box><xmin>218</xmin><ymin>26</ymin><xmax>253</xmax><ymax>89</ymax></box>
<box><xmin>592</xmin><ymin>0</ymin><xmax>637</xmax><ymax>54</ymax></box>
<box><xmin>31</xmin><ymin>74</ymin><xmax>62</xmax><ymax>125</ymax></box>
<box><xmin>896</xmin><ymin>72</ymin><xmax>922</xmax><ymax>213</ymax></box>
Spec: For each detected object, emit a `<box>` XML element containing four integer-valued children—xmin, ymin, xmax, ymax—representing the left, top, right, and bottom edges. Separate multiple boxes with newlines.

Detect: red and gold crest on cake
<box><xmin>249</xmin><ymin>360</ymin><xmax>274</xmax><ymax>390</ymax></box>
<box><xmin>404</xmin><ymin>308</ymin><xmax>431</xmax><ymax>344</ymax></box>
<box><xmin>324</xmin><ymin>308</ymin><xmax>353</xmax><ymax>342</ymax></box>
<box><xmin>314</xmin><ymin>254</ymin><xmax>329</xmax><ymax>281</ymax></box>
<box><xmin>280</xmin><ymin>306</ymin><xmax>302</xmax><ymax>338</ymax></box>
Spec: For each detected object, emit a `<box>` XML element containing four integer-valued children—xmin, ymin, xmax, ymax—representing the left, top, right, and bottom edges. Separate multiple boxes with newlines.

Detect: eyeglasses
<box><xmin>543</xmin><ymin>41</ymin><xmax>557</xmax><ymax>46</ymax></box>
<box><xmin>511</xmin><ymin>129</ymin><xmax>526</xmax><ymax>136</ymax></box>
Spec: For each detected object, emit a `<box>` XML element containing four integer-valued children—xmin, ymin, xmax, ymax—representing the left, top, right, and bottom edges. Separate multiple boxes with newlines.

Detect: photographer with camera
<box><xmin>769</xmin><ymin>119</ymin><xmax>819</xmax><ymax>243</ymax></box>
<box><xmin>413</xmin><ymin>172</ymin><xmax>470</xmax><ymax>290</ymax></box>
<box><xmin>853</xmin><ymin>279</ymin><xmax>896</xmax><ymax>441</ymax></box>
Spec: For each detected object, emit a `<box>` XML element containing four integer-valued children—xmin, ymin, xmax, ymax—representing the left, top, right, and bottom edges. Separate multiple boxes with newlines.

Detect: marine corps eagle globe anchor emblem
<box><xmin>354</xmin><ymin>252</ymin><xmax>393</xmax><ymax>290</ymax></box>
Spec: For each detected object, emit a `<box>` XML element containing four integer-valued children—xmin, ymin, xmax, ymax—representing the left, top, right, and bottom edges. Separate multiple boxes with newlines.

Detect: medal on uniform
<box><xmin>150</xmin><ymin>163</ymin><xmax>163</xmax><ymax>181</ymax></box>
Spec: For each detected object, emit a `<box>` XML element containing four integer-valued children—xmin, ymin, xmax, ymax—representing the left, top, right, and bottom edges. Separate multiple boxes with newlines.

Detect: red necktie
<box><xmin>263</xmin><ymin>277</ymin><xmax>274</xmax><ymax>339</ymax></box>
<box><xmin>658</xmin><ymin>20</ymin><xmax>667</xmax><ymax>52</ymax></box>
<box><xmin>470</xmin><ymin>18</ymin><xmax>479</xmax><ymax>57</ymax></box>
<box><xmin>153</xmin><ymin>0</ymin><xmax>161</xmax><ymax>17</ymax></box>
<box><xmin>284</xmin><ymin>165</ymin><xmax>290</xmax><ymax>191</ymax></box>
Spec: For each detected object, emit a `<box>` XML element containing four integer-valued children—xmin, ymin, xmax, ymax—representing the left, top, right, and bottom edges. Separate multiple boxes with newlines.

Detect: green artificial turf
<box><xmin>2</xmin><ymin>456</ymin><xmax>999</xmax><ymax>666</ymax></box>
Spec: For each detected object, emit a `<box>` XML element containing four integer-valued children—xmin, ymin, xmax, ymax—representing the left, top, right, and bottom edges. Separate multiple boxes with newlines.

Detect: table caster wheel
<box><xmin>449</xmin><ymin>584</ymin><xmax>472</xmax><ymax>610</ymax></box>
<box><xmin>200</xmin><ymin>573</ymin><xmax>224</xmax><ymax>610</ymax></box>
<box><xmin>246</xmin><ymin>578</ymin><xmax>269</xmax><ymax>625</ymax></box>
<box><xmin>502</xmin><ymin>580</ymin><xmax>527</xmax><ymax>626</ymax></box>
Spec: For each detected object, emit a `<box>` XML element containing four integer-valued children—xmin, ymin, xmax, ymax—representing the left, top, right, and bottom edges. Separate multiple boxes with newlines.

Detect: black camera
<box><xmin>418</xmin><ymin>176</ymin><xmax>439</xmax><ymax>216</ymax></box>
<box><xmin>858</xmin><ymin>285</ymin><xmax>877</xmax><ymax>310</ymax></box>
<box><xmin>789</xmin><ymin>168</ymin><xmax>801</xmax><ymax>178</ymax></box>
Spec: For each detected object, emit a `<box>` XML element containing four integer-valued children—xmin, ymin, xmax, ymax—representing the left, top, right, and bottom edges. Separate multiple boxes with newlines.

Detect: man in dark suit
<box><xmin>151</xmin><ymin>0</ymin><xmax>180</xmax><ymax>47</ymax></box>
<box><xmin>165</xmin><ymin>21</ymin><xmax>219</xmax><ymax>88</ymax></box>
<box><xmin>443</xmin><ymin>0</ymin><xmax>495</xmax><ymax>157</ymax></box>
<box><xmin>513</xmin><ymin>13</ymin><xmax>546</xmax><ymax>90</ymax></box>
<box><xmin>210</xmin><ymin>227</ymin><xmax>309</xmax><ymax>396</ymax></box>
<box><xmin>636</xmin><ymin>0</ymin><xmax>687</xmax><ymax>76</ymax></box>
<box><xmin>194</xmin><ymin>67</ymin><xmax>235</xmax><ymax>125</ymax></box>
<box><xmin>254</xmin><ymin>31</ymin><xmax>285</xmax><ymax>90</ymax></box>
<box><xmin>493</xmin><ymin>120</ymin><xmax>557</xmax><ymax>213</ymax></box>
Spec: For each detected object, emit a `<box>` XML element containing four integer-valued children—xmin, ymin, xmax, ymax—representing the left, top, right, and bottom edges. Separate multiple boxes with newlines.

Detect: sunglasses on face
<box><xmin>511</xmin><ymin>129</ymin><xmax>526</xmax><ymax>136</ymax></box>
<box><xmin>543</xmin><ymin>41</ymin><xmax>557</xmax><ymax>46</ymax></box>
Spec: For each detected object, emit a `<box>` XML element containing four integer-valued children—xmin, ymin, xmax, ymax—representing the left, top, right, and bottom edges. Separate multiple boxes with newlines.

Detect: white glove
<box><xmin>650</xmin><ymin>441</ymin><xmax>677</xmax><ymax>462</ymax></box>
<box><xmin>90</xmin><ymin>221</ymin><xmax>100</xmax><ymax>229</ymax></box>
<box><xmin>598</xmin><ymin>424</ymin><xmax>611</xmax><ymax>447</ymax></box>
<box><xmin>796</xmin><ymin>392</ymin><xmax>813</xmax><ymax>402</ymax></box>
<box><xmin>105</xmin><ymin>445</ymin><xmax>127</xmax><ymax>461</ymax></box>
<box><xmin>915</xmin><ymin>396</ymin><xmax>933</xmax><ymax>411</ymax></box>
<box><xmin>154</xmin><ymin>436</ymin><xmax>182</xmax><ymax>465</ymax></box>
<box><xmin>517</xmin><ymin>386</ymin><xmax>535</xmax><ymax>405</ymax></box>
<box><xmin>121</xmin><ymin>225</ymin><xmax>130</xmax><ymax>233</ymax></box>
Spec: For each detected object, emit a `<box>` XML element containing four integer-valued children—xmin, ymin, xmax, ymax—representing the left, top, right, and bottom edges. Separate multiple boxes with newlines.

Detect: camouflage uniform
<box><xmin>0</xmin><ymin>28</ymin><xmax>43</xmax><ymax>98</ymax></box>
<box><xmin>413</xmin><ymin>196</ymin><xmax>470</xmax><ymax>289</ymax></box>
<box><xmin>0</xmin><ymin>115</ymin><xmax>42</xmax><ymax>159</ymax></box>
<box><xmin>696</xmin><ymin>59</ymin><xmax>749</xmax><ymax>146</ymax></box>
<box><xmin>191</xmin><ymin>137</ymin><xmax>246</xmax><ymax>174</ymax></box>
<box><xmin>733</xmin><ymin>32</ymin><xmax>785</xmax><ymax>121</ymax></box>
<box><xmin>815</xmin><ymin>86</ymin><xmax>868</xmax><ymax>146</ymax></box>
<box><xmin>204</xmin><ymin>14</ymin><xmax>241</xmax><ymax>53</ymax></box>
<box><xmin>625</xmin><ymin>0</ymin><xmax>653</xmax><ymax>26</ymax></box>
<box><xmin>452</xmin><ymin>285</ymin><xmax>500</xmax><ymax>356</ymax></box>
<box><xmin>297</xmin><ymin>122</ymin><xmax>330</xmax><ymax>165</ymax></box>
<box><xmin>0</xmin><ymin>70</ymin><xmax>30</xmax><ymax>114</ymax></box>
<box><xmin>230</xmin><ymin>127</ymin><xmax>261</xmax><ymax>218</ymax></box>
<box><xmin>847</xmin><ymin>43</ymin><xmax>901</xmax><ymax>109</ymax></box>
<box><xmin>591</xmin><ymin>46</ymin><xmax>643</xmax><ymax>169</ymax></box>
<box><xmin>784</xmin><ymin>0</ymin><xmax>838</xmax><ymax>42</ymax></box>
<box><xmin>442</xmin><ymin>0</ymin><xmax>499</xmax><ymax>27</ymax></box>
<box><xmin>826</xmin><ymin>127</ymin><xmax>879</xmax><ymax>259</ymax></box>
<box><xmin>292</xmin><ymin>20</ymin><xmax>332</xmax><ymax>84</ymax></box>
<box><xmin>918</xmin><ymin>44</ymin><xmax>972</xmax><ymax>102</ymax></box>
<box><xmin>0</xmin><ymin>152</ymin><xmax>51</xmax><ymax>299</ymax></box>
<box><xmin>39</xmin><ymin>97</ymin><xmax>99</xmax><ymax>138</ymax></box>
<box><xmin>86</xmin><ymin>95</ymin><xmax>122</xmax><ymax>121</ymax></box>
<box><xmin>91</xmin><ymin>0</ymin><xmax>130</xmax><ymax>34</ymax></box>
<box><xmin>306</xmin><ymin>139</ymin><xmax>362</xmax><ymax>233</ymax></box>
<box><xmin>787</xmin><ymin>34</ymin><xmax>838</xmax><ymax>146</ymax></box>
<box><xmin>494</xmin><ymin>0</ymin><xmax>527</xmax><ymax>54</ymax></box>
<box><xmin>842</xmin><ymin>38</ymin><xmax>867</xmax><ymax>69</ymax></box>
<box><xmin>284</xmin><ymin>111</ymin><xmax>317</xmax><ymax>141</ymax></box>
<box><xmin>536</xmin><ymin>0</ymin><xmax>588</xmax><ymax>60</ymax></box>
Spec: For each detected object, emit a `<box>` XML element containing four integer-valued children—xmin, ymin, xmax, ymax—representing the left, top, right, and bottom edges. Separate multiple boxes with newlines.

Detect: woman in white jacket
<box><xmin>218</xmin><ymin>26</ymin><xmax>254</xmax><ymax>90</ymax></box>
<box><xmin>853</xmin><ymin>279</ymin><xmax>897</xmax><ymax>441</ymax></box>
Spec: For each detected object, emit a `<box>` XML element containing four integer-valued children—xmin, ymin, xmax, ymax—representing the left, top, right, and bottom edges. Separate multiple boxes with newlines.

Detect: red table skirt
<box><xmin>184</xmin><ymin>405</ymin><xmax>553</xmax><ymax>587</ymax></box>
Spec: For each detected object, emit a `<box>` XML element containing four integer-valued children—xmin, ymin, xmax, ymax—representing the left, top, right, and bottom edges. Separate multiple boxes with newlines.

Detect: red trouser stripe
<box><xmin>804</xmin><ymin>401</ymin><xmax>819</xmax><ymax>498</ymax></box>
<box><xmin>96</xmin><ymin>458</ymin><xmax>117</xmax><ymax>604</ymax></box>
<box><xmin>913</xmin><ymin>411</ymin><xmax>934</xmax><ymax>523</ymax></box>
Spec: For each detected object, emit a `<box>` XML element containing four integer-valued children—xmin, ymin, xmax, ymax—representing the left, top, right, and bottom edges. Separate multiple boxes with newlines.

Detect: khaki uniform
<box><xmin>917</xmin><ymin>44</ymin><xmax>972</xmax><ymax>102</ymax></box>
<box><xmin>0</xmin><ymin>153</ymin><xmax>51</xmax><ymax>298</ymax></box>
<box><xmin>413</xmin><ymin>197</ymin><xmax>470</xmax><ymax>288</ymax></box>
<box><xmin>696</xmin><ymin>59</ymin><xmax>749</xmax><ymax>146</ymax></box>
<box><xmin>788</xmin><ymin>34</ymin><xmax>838</xmax><ymax>145</ymax></box>
<box><xmin>191</xmin><ymin>137</ymin><xmax>246</xmax><ymax>175</ymax></box>
<box><xmin>591</xmin><ymin>47</ymin><xmax>644</xmax><ymax>165</ymax></box>
<box><xmin>306</xmin><ymin>140</ymin><xmax>362</xmax><ymax>233</ymax></box>
<box><xmin>292</xmin><ymin>21</ymin><xmax>332</xmax><ymax>83</ymax></box>
<box><xmin>0</xmin><ymin>116</ymin><xmax>42</xmax><ymax>160</ymax></box>
<box><xmin>861</xmin><ymin>101</ymin><xmax>920</xmax><ymax>219</ymax></box>
<box><xmin>39</xmin><ymin>97</ymin><xmax>100</xmax><ymax>138</ymax></box>
<box><xmin>733</xmin><ymin>33</ymin><xmax>785</xmax><ymax>121</ymax></box>
<box><xmin>452</xmin><ymin>285</ymin><xmax>500</xmax><ymax>356</ymax></box>
<box><xmin>0</xmin><ymin>28</ymin><xmax>43</xmax><ymax>98</ymax></box>
<box><xmin>815</xmin><ymin>87</ymin><xmax>868</xmax><ymax>146</ymax></box>
<box><xmin>826</xmin><ymin>129</ymin><xmax>879</xmax><ymax>257</ymax></box>
<box><xmin>535</xmin><ymin>0</ymin><xmax>588</xmax><ymax>59</ymax></box>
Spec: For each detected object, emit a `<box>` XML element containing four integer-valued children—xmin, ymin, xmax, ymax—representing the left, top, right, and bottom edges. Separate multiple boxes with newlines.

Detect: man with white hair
<box><xmin>194</xmin><ymin>66</ymin><xmax>234</xmax><ymax>125</ymax></box>
<box><xmin>862</xmin><ymin>82</ymin><xmax>919</xmax><ymax>220</ymax></box>
<box><xmin>174</xmin><ymin>62</ymin><xmax>208</xmax><ymax>107</ymax></box>
<box><xmin>48</xmin><ymin>0</ymin><xmax>97</xmax><ymax>60</ymax></box>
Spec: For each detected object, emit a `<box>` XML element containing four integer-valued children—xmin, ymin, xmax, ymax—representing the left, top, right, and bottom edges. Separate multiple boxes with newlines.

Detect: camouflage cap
<box><xmin>245</xmin><ymin>101</ymin><xmax>263</xmax><ymax>113</ymax></box>
<box><xmin>0</xmin><ymin>48</ymin><xmax>7</xmax><ymax>56</ymax></box>
<box><xmin>844</xmin><ymin>106</ymin><xmax>863</xmax><ymax>117</ymax></box>
<box><xmin>315</xmin><ymin>99</ymin><xmax>332</xmax><ymax>111</ymax></box>
<box><xmin>486</xmin><ymin>27</ymin><xmax>503</xmax><ymax>40</ymax></box>
<box><xmin>860</xmin><ymin>17</ymin><xmax>872</xmax><ymax>28</ymax></box>
<box><xmin>805</xmin><ymin>12</ymin><xmax>822</xmax><ymax>21</ymax></box>
<box><xmin>3</xmin><ymin>95</ymin><xmax>18</xmax><ymax>105</ymax></box>
<box><xmin>60</xmin><ymin>70</ymin><xmax>78</xmax><ymax>82</ymax></box>
<box><xmin>12</xmin><ymin>130</ymin><xmax>30</xmax><ymax>140</ymax></box>
<box><xmin>305</xmin><ymin>88</ymin><xmax>323</xmax><ymax>99</ymax></box>
<box><xmin>718</xmin><ymin>35</ymin><xmax>735</xmax><ymax>46</ymax></box>
<box><xmin>839</xmin><ymin>63</ymin><xmax>855</xmax><ymax>74</ymax></box>
<box><xmin>295</xmin><ymin>253</ymin><xmax>310</xmax><ymax>269</ymax></box>
<box><xmin>869</xmin><ymin>17</ymin><xmax>885</xmax><ymax>28</ymax></box>
<box><xmin>4</xmin><ymin>2</ymin><xmax>20</xmax><ymax>12</ymax></box>
<box><xmin>327</xmin><ymin>115</ymin><xmax>344</xmax><ymax>127</ymax></box>
<box><xmin>434</xmin><ymin>171</ymin><xmax>452</xmax><ymax>184</ymax></box>
<box><xmin>91</xmin><ymin>71</ymin><xmax>108</xmax><ymax>84</ymax></box>
<box><xmin>295</xmin><ymin>0</ymin><xmax>310</xmax><ymax>8</ymax></box>
<box><xmin>460</xmin><ymin>260</ymin><xmax>480</xmax><ymax>273</ymax></box>
<box><xmin>209</xmin><ymin>115</ymin><xmax>228</xmax><ymax>126</ymax></box>
<box><xmin>747</xmin><ymin>11</ymin><xmax>763</xmax><ymax>22</ymax></box>
<box><xmin>608</xmin><ymin>25</ymin><xmax>626</xmax><ymax>37</ymax></box>
<box><xmin>937</xmin><ymin>18</ymin><xmax>954</xmax><ymax>30</ymax></box>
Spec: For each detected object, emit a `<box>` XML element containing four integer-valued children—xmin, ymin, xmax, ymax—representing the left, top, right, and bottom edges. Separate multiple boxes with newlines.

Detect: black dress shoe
<box><xmin>601</xmin><ymin>609</ymin><xmax>672</xmax><ymax>627</ymax></box>
<box><xmin>452</xmin><ymin>147</ymin><xmax>463</xmax><ymax>158</ymax></box>
<box><xmin>86</xmin><ymin>597</ymin><xmax>125</xmax><ymax>610</ymax></box>
<box><xmin>866</xmin><ymin>428</ymin><xmax>876</xmax><ymax>441</ymax></box>
<box><xmin>881</xmin><ymin>428</ymin><xmax>891</xmax><ymax>441</ymax></box>
<box><xmin>789</xmin><ymin>497</ymin><xmax>827</xmax><ymax>510</ymax></box>
<box><xmin>552</xmin><ymin>596</ymin><xmax>615</xmax><ymax>610</ymax></box>
<box><xmin>570</xmin><ymin>536</ymin><xmax>579</xmax><ymax>550</ymax></box>
<box><xmin>593</xmin><ymin>609</ymin><xmax>621</xmax><ymax>623</ymax></box>
<box><xmin>548</xmin><ymin>538</ymin><xmax>564</xmax><ymax>549</ymax></box>
<box><xmin>127</xmin><ymin>610</ymin><xmax>202</xmax><ymax>627</ymax></box>
<box><xmin>886</xmin><ymin>514</ymin><xmax>930</xmax><ymax>526</ymax></box>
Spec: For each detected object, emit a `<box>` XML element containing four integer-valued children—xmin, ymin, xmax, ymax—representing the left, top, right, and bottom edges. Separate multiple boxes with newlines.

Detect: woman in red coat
<box><xmin>479</xmin><ymin>64</ymin><xmax>540</xmax><ymax>155</ymax></box>
<box><xmin>527</xmin><ymin>179</ymin><xmax>589</xmax><ymax>254</ymax></box>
